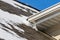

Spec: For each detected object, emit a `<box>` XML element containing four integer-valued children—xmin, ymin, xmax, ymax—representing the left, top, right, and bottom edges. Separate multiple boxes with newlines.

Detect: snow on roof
<box><xmin>0</xmin><ymin>28</ymin><xmax>27</xmax><ymax>40</ymax></box>
<box><xmin>0</xmin><ymin>0</ymin><xmax>39</xmax><ymax>40</ymax></box>
<box><xmin>0</xmin><ymin>9</ymin><xmax>32</xmax><ymax>40</ymax></box>
<box><xmin>0</xmin><ymin>9</ymin><xmax>32</xmax><ymax>26</ymax></box>
<box><xmin>1</xmin><ymin>0</ymin><xmax>39</xmax><ymax>14</ymax></box>
<box><xmin>0</xmin><ymin>0</ymin><xmax>38</xmax><ymax>30</ymax></box>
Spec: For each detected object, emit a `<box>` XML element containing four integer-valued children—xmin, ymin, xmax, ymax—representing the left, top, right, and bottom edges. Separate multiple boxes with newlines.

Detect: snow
<box><xmin>1</xmin><ymin>0</ymin><xmax>29</xmax><ymax>12</ymax></box>
<box><xmin>0</xmin><ymin>9</ymin><xmax>37</xmax><ymax>30</ymax></box>
<box><xmin>1</xmin><ymin>0</ymin><xmax>27</xmax><ymax>12</ymax></box>
<box><xmin>0</xmin><ymin>9</ymin><xmax>30</xmax><ymax>40</ymax></box>
<box><xmin>0</xmin><ymin>0</ymin><xmax>38</xmax><ymax>39</ymax></box>
<box><xmin>1</xmin><ymin>0</ymin><xmax>39</xmax><ymax>14</ymax></box>
<box><xmin>0</xmin><ymin>9</ymin><xmax>31</xmax><ymax>26</ymax></box>
<box><xmin>0</xmin><ymin>28</ymin><xmax>27</xmax><ymax>40</ymax></box>
<box><xmin>0</xmin><ymin>0</ymin><xmax>38</xmax><ymax>29</ymax></box>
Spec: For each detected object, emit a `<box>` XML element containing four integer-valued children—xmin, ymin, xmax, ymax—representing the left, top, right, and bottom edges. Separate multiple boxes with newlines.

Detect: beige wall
<box><xmin>44</xmin><ymin>23</ymin><xmax>60</xmax><ymax>40</ymax></box>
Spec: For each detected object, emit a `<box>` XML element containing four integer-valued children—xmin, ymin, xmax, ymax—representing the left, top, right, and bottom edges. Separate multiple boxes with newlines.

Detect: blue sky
<box><xmin>17</xmin><ymin>0</ymin><xmax>60</xmax><ymax>10</ymax></box>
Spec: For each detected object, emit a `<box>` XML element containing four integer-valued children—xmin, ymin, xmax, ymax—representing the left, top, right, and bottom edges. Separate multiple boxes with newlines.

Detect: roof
<box><xmin>1</xmin><ymin>0</ymin><xmax>40</xmax><ymax>16</ymax></box>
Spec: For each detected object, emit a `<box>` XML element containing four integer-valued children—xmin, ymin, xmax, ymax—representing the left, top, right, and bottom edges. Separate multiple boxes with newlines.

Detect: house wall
<box><xmin>44</xmin><ymin>21</ymin><xmax>60</xmax><ymax>40</ymax></box>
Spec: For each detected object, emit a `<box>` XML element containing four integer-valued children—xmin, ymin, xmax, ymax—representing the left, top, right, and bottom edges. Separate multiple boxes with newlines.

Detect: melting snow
<box><xmin>0</xmin><ymin>0</ymin><xmax>38</xmax><ymax>39</ymax></box>
<box><xmin>0</xmin><ymin>28</ymin><xmax>27</xmax><ymax>40</ymax></box>
<box><xmin>0</xmin><ymin>9</ymin><xmax>31</xmax><ymax>26</ymax></box>
<box><xmin>1</xmin><ymin>0</ymin><xmax>29</xmax><ymax>12</ymax></box>
<box><xmin>0</xmin><ymin>9</ymin><xmax>30</xmax><ymax>40</ymax></box>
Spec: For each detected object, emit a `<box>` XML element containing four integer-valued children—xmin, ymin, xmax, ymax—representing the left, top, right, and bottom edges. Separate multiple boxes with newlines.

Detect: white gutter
<box><xmin>27</xmin><ymin>2</ymin><xmax>60</xmax><ymax>24</ymax></box>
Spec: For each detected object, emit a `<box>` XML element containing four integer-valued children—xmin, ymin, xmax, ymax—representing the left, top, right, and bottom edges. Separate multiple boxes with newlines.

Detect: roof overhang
<box><xmin>27</xmin><ymin>2</ymin><xmax>60</xmax><ymax>30</ymax></box>
<box><xmin>28</xmin><ymin>2</ymin><xmax>60</xmax><ymax>24</ymax></box>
